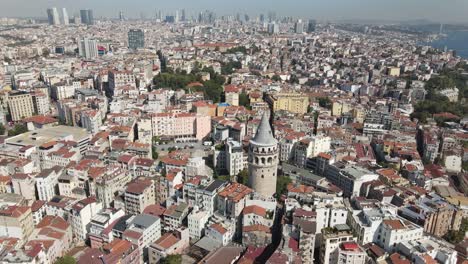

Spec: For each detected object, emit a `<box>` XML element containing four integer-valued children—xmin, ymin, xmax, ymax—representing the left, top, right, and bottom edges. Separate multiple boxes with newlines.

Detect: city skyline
<box><xmin>0</xmin><ymin>0</ymin><xmax>467</xmax><ymax>23</ymax></box>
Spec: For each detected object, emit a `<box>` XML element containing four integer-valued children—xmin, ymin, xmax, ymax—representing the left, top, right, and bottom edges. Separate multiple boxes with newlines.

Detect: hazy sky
<box><xmin>0</xmin><ymin>0</ymin><xmax>467</xmax><ymax>23</ymax></box>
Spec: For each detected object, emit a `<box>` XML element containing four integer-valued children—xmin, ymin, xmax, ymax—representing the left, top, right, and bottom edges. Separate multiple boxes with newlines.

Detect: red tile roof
<box><xmin>383</xmin><ymin>219</ymin><xmax>404</xmax><ymax>230</ymax></box>
<box><xmin>0</xmin><ymin>206</ymin><xmax>30</xmax><ymax>218</ymax></box>
<box><xmin>210</xmin><ymin>223</ymin><xmax>227</xmax><ymax>235</ymax></box>
<box><xmin>22</xmin><ymin>115</ymin><xmax>58</xmax><ymax>125</ymax></box>
<box><xmin>243</xmin><ymin>205</ymin><xmax>266</xmax><ymax>217</ymax></box>
<box><xmin>243</xmin><ymin>225</ymin><xmax>271</xmax><ymax>233</ymax></box>
<box><xmin>153</xmin><ymin>233</ymin><xmax>179</xmax><ymax>249</ymax></box>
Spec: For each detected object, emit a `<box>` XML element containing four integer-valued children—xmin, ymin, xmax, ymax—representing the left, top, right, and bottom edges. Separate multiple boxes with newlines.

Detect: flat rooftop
<box><xmin>6</xmin><ymin>125</ymin><xmax>89</xmax><ymax>147</ymax></box>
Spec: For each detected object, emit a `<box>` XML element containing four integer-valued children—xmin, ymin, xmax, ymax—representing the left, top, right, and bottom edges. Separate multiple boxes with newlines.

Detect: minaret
<box><xmin>248</xmin><ymin>112</ymin><xmax>279</xmax><ymax>197</ymax></box>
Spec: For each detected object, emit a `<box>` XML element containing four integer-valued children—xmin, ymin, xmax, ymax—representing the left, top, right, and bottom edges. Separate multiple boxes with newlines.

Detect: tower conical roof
<box><xmin>251</xmin><ymin>112</ymin><xmax>277</xmax><ymax>146</ymax></box>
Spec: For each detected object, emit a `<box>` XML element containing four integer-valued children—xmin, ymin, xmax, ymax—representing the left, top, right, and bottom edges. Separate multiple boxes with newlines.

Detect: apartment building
<box><xmin>226</xmin><ymin>138</ymin><xmax>244</xmax><ymax>176</ymax></box>
<box><xmin>124</xmin><ymin>178</ymin><xmax>155</xmax><ymax>215</ymax></box>
<box><xmin>151</xmin><ymin>112</ymin><xmax>211</xmax><ymax>141</ymax></box>
<box><xmin>0</xmin><ymin>205</ymin><xmax>34</xmax><ymax>244</ymax></box>
<box><xmin>320</xmin><ymin>225</ymin><xmax>355</xmax><ymax>264</ymax></box>
<box><xmin>265</xmin><ymin>93</ymin><xmax>309</xmax><ymax>114</ymax></box>
<box><xmin>95</xmin><ymin>166</ymin><xmax>132</xmax><ymax>208</ymax></box>
<box><xmin>7</xmin><ymin>91</ymin><xmax>34</xmax><ymax>121</ymax></box>
<box><xmin>69</xmin><ymin>197</ymin><xmax>103</xmax><ymax>241</ymax></box>
<box><xmin>108</xmin><ymin>70</ymin><xmax>136</xmax><ymax>97</ymax></box>
<box><xmin>399</xmin><ymin>193</ymin><xmax>463</xmax><ymax>237</ymax></box>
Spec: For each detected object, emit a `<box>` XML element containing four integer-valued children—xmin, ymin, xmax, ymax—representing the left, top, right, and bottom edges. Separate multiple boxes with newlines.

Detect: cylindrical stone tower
<box><xmin>248</xmin><ymin>112</ymin><xmax>279</xmax><ymax>197</ymax></box>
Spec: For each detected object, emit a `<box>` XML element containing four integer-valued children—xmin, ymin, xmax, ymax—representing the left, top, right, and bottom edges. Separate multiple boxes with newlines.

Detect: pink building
<box><xmin>151</xmin><ymin>113</ymin><xmax>211</xmax><ymax>141</ymax></box>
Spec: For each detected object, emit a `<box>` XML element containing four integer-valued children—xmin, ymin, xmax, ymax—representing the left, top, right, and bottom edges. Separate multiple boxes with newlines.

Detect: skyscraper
<box><xmin>78</xmin><ymin>37</ymin><xmax>98</xmax><ymax>59</ymax></box>
<box><xmin>88</xmin><ymin>10</ymin><xmax>94</xmax><ymax>25</ymax></box>
<box><xmin>119</xmin><ymin>11</ymin><xmax>125</xmax><ymax>21</ymax></box>
<box><xmin>295</xmin><ymin>19</ymin><xmax>304</xmax><ymax>34</ymax></box>
<box><xmin>268</xmin><ymin>23</ymin><xmax>279</xmax><ymax>35</ymax></box>
<box><xmin>267</xmin><ymin>11</ymin><xmax>277</xmax><ymax>22</ymax></box>
<box><xmin>307</xmin><ymin>19</ymin><xmax>316</xmax><ymax>33</ymax></box>
<box><xmin>46</xmin><ymin>7</ymin><xmax>60</xmax><ymax>25</ymax></box>
<box><xmin>128</xmin><ymin>29</ymin><xmax>145</xmax><ymax>50</ymax></box>
<box><xmin>181</xmin><ymin>9</ymin><xmax>186</xmax><ymax>22</ymax></box>
<box><xmin>248</xmin><ymin>113</ymin><xmax>279</xmax><ymax>197</ymax></box>
<box><xmin>80</xmin><ymin>10</ymin><xmax>89</xmax><ymax>24</ymax></box>
<box><xmin>80</xmin><ymin>9</ymin><xmax>94</xmax><ymax>25</ymax></box>
<box><xmin>62</xmin><ymin>8</ymin><xmax>69</xmax><ymax>25</ymax></box>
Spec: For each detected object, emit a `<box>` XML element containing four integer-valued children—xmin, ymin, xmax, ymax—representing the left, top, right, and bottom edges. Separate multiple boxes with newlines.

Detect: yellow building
<box><xmin>0</xmin><ymin>206</ymin><xmax>34</xmax><ymax>243</ymax></box>
<box><xmin>0</xmin><ymin>176</ymin><xmax>11</xmax><ymax>193</ymax></box>
<box><xmin>266</xmin><ymin>93</ymin><xmax>309</xmax><ymax>114</ymax></box>
<box><xmin>352</xmin><ymin>107</ymin><xmax>366</xmax><ymax>123</ymax></box>
<box><xmin>332</xmin><ymin>101</ymin><xmax>351</xmax><ymax>116</ymax></box>
<box><xmin>388</xmin><ymin>67</ymin><xmax>401</xmax><ymax>77</ymax></box>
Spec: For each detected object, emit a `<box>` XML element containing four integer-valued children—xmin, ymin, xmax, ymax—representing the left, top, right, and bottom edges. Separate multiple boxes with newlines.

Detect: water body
<box><xmin>424</xmin><ymin>30</ymin><xmax>468</xmax><ymax>58</ymax></box>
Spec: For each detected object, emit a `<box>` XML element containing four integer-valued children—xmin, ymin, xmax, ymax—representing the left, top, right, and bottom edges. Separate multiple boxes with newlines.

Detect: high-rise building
<box><xmin>295</xmin><ymin>19</ymin><xmax>304</xmax><ymax>34</ymax></box>
<box><xmin>248</xmin><ymin>113</ymin><xmax>279</xmax><ymax>197</ymax></box>
<box><xmin>80</xmin><ymin>10</ymin><xmax>89</xmax><ymax>24</ymax></box>
<box><xmin>128</xmin><ymin>29</ymin><xmax>145</xmax><ymax>50</ymax></box>
<box><xmin>78</xmin><ymin>37</ymin><xmax>98</xmax><ymax>59</ymax></box>
<box><xmin>80</xmin><ymin>9</ymin><xmax>94</xmax><ymax>25</ymax></box>
<box><xmin>87</xmin><ymin>9</ymin><xmax>94</xmax><ymax>25</ymax></box>
<box><xmin>73</xmin><ymin>16</ymin><xmax>81</xmax><ymax>24</ymax></box>
<box><xmin>119</xmin><ymin>11</ymin><xmax>125</xmax><ymax>21</ymax></box>
<box><xmin>267</xmin><ymin>11</ymin><xmax>276</xmax><ymax>22</ymax></box>
<box><xmin>46</xmin><ymin>7</ymin><xmax>60</xmax><ymax>25</ymax></box>
<box><xmin>267</xmin><ymin>22</ymin><xmax>279</xmax><ymax>35</ymax></box>
<box><xmin>7</xmin><ymin>91</ymin><xmax>35</xmax><ymax>121</ymax></box>
<box><xmin>181</xmin><ymin>9</ymin><xmax>186</xmax><ymax>21</ymax></box>
<box><xmin>307</xmin><ymin>19</ymin><xmax>316</xmax><ymax>33</ymax></box>
<box><xmin>156</xmin><ymin>10</ymin><xmax>162</xmax><ymax>21</ymax></box>
<box><xmin>62</xmin><ymin>8</ymin><xmax>69</xmax><ymax>25</ymax></box>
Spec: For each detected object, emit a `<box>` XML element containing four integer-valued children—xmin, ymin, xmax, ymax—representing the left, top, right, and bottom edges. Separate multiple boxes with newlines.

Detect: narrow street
<box><xmin>255</xmin><ymin>203</ymin><xmax>285</xmax><ymax>263</ymax></box>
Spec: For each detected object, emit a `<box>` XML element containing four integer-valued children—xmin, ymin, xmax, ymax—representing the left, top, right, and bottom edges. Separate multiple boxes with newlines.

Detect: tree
<box><xmin>239</xmin><ymin>92</ymin><xmax>250</xmax><ymax>109</ymax></box>
<box><xmin>289</xmin><ymin>74</ymin><xmax>299</xmax><ymax>84</ymax></box>
<box><xmin>152</xmin><ymin>148</ymin><xmax>159</xmax><ymax>160</ymax></box>
<box><xmin>160</xmin><ymin>254</ymin><xmax>182</xmax><ymax>264</ymax></box>
<box><xmin>317</xmin><ymin>97</ymin><xmax>332</xmax><ymax>109</ymax></box>
<box><xmin>221</xmin><ymin>61</ymin><xmax>242</xmax><ymax>75</ymax></box>
<box><xmin>462</xmin><ymin>162</ymin><xmax>468</xmax><ymax>172</ymax></box>
<box><xmin>272</xmin><ymin>75</ymin><xmax>282</xmax><ymax>82</ymax></box>
<box><xmin>276</xmin><ymin>175</ymin><xmax>292</xmax><ymax>198</ymax></box>
<box><xmin>168</xmin><ymin>147</ymin><xmax>176</xmax><ymax>153</ymax></box>
<box><xmin>444</xmin><ymin>218</ymin><xmax>468</xmax><ymax>244</ymax></box>
<box><xmin>8</xmin><ymin>124</ymin><xmax>28</xmax><ymax>137</ymax></box>
<box><xmin>203</xmin><ymin>80</ymin><xmax>223</xmax><ymax>103</ymax></box>
<box><xmin>223</xmin><ymin>46</ymin><xmax>247</xmax><ymax>54</ymax></box>
<box><xmin>237</xmin><ymin>169</ymin><xmax>249</xmax><ymax>185</ymax></box>
<box><xmin>55</xmin><ymin>256</ymin><xmax>76</xmax><ymax>264</ymax></box>
<box><xmin>0</xmin><ymin>124</ymin><xmax>5</xmax><ymax>135</ymax></box>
